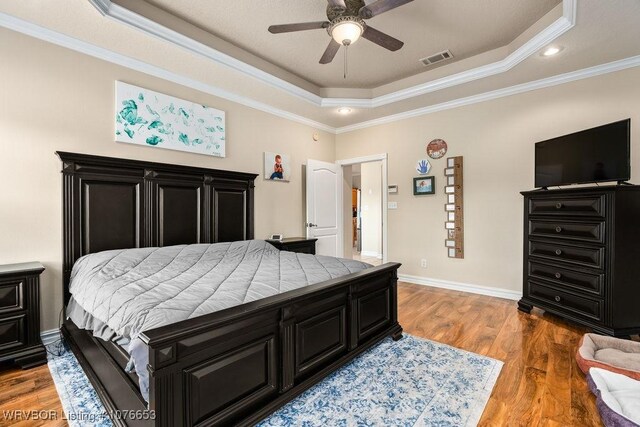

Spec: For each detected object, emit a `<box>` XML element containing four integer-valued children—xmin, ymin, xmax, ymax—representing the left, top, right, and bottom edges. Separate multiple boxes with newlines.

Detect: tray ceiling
<box><xmin>142</xmin><ymin>0</ymin><xmax>562</xmax><ymax>89</ymax></box>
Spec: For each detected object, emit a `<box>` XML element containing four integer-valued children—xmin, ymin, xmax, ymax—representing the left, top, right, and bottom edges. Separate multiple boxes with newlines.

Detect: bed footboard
<box><xmin>140</xmin><ymin>262</ymin><xmax>402</xmax><ymax>426</ymax></box>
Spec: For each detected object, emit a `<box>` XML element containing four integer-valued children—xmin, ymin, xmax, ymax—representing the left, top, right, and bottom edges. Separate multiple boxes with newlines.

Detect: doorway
<box><xmin>338</xmin><ymin>154</ymin><xmax>388</xmax><ymax>266</ymax></box>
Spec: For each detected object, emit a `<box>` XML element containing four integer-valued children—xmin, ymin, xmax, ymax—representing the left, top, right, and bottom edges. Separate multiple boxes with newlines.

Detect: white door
<box><xmin>306</xmin><ymin>159</ymin><xmax>343</xmax><ymax>257</ymax></box>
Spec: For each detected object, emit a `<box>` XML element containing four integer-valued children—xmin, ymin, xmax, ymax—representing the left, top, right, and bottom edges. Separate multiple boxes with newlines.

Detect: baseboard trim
<box><xmin>398</xmin><ymin>274</ymin><xmax>522</xmax><ymax>301</ymax></box>
<box><xmin>361</xmin><ymin>251</ymin><xmax>383</xmax><ymax>259</ymax></box>
<box><xmin>41</xmin><ymin>328</ymin><xmax>61</xmax><ymax>346</ymax></box>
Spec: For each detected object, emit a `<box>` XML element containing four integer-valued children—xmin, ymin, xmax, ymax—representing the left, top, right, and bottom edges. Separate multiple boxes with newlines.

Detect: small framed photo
<box><xmin>444</xmin><ymin>167</ymin><xmax>455</xmax><ymax>176</ymax></box>
<box><xmin>413</xmin><ymin>176</ymin><xmax>435</xmax><ymax>195</ymax></box>
<box><xmin>447</xmin><ymin>212</ymin><xmax>456</xmax><ymax>221</ymax></box>
<box><xmin>264</xmin><ymin>152</ymin><xmax>291</xmax><ymax>182</ymax></box>
<box><xmin>448</xmin><ymin>248</ymin><xmax>457</xmax><ymax>257</ymax></box>
<box><xmin>447</xmin><ymin>158</ymin><xmax>455</xmax><ymax>167</ymax></box>
<box><xmin>445</xmin><ymin>222</ymin><xmax>455</xmax><ymax>229</ymax></box>
<box><xmin>445</xmin><ymin>203</ymin><xmax>456</xmax><ymax>211</ymax></box>
<box><xmin>445</xmin><ymin>239</ymin><xmax>456</xmax><ymax>248</ymax></box>
<box><xmin>448</xmin><ymin>229</ymin><xmax>456</xmax><ymax>239</ymax></box>
<box><xmin>448</xmin><ymin>194</ymin><xmax>455</xmax><ymax>203</ymax></box>
<box><xmin>445</xmin><ymin>186</ymin><xmax>455</xmax><ymax>194</ymax></box>
<box><xmin>447</xmin><ymin>176</ymin><xmax>455</xmax><ymax>185</ymax></box>
<box><xmin>388</xmin><ymin>185</ymin><xmax>398</xmax><ymax>194</ymax></box>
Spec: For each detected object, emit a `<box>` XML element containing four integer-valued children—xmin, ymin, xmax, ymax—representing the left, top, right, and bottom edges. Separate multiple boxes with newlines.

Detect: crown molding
<box><xmin>0</xmin><ymin>11</ymin><xmax>335</xmax><ymax>133</ymax></box>
<box><xmin>90</xmin><ymin>0</ymin><xmax>324</xmax><ymax>106</ymax></box>
<box><xmin>325</xmin><ymin>0</ymin><xmax>577</xmax><ymax>108</ymax></box>
<box><xmin>88</xmin><ymin>0</ymin><xmax>577</xmax><ymax>109</ymax></box>
<box><xmin>2</xmin><ymin>7</ymin><xmax>639</xmax><ymax>137</ymax></box>
<box><xmin>335</xmin><ymin>54</ymin><xmax>640</xmax><ymax>134</ymax></box>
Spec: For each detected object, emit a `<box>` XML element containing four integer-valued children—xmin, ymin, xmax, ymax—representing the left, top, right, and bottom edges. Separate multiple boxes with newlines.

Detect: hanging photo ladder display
<box><xmin>444</xmin><ymin>156</ymin><xmax>464</xmax><ymax>258</ymax></box>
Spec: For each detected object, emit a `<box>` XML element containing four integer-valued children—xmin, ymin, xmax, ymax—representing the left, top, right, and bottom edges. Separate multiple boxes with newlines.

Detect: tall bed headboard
<box><xmin>57</xmin><ymin>152</ymin><xmax>258</xmax><ymax>304</ymax></box>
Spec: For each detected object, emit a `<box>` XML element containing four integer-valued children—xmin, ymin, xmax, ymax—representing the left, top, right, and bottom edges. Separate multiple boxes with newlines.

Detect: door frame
<box><xmin>337</xmin><ymin>154</ymin><xmax>388</xmax><ymax>264</ymax></box>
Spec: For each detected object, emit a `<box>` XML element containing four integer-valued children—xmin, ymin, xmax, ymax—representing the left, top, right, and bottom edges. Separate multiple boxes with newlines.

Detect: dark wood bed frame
<box><xmin>57</xmin><ymin>152</ymin><xmax>402</xmax><ymax>426</ymax></box>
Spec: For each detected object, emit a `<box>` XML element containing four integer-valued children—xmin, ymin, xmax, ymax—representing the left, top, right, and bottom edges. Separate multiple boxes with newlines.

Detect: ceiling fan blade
<box><xmin>268</xmin><ymin>21</ymin><xmax>329</xmax><ymax>34</ymax></box>
<box><xmin>359</xmin><ymin>0</ymin><xmax>414</xmax><ymax>19</ymax></box>
<box><xmin>327</xmin><ymin>0</ymin><xmax>346</xmax><ymax>9</ymax></box>
<box><xmin>319</xmin><ymin>39</ymin><xmax>341</xmax><ymax>64</ymax></box>
<box><xmin>362</xmin><ymin>26</ymin><xmax>404</xmax><ymax>51</ymax></box>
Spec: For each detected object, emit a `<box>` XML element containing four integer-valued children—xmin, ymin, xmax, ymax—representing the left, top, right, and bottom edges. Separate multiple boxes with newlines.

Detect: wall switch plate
<box><xmin>420</xmin><ymin>259</ymin><xmax>427</xmax><ymax>268</ymax></box>
<box><xmin>388</xmin><ymin>202</ymin><xmax>398</xmax><ymax>209</ymax></box>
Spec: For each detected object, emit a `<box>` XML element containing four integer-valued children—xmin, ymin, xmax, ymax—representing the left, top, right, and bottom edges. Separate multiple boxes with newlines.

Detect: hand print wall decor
<box><xmin>115</xmin><ymin>81</ymin><xmax>226</xmax><ymax>157</ymax></box>
<box><xmin>416</xmin><ymin>159</ymin><xmax>432</xmax><ymax>175</ymax></box>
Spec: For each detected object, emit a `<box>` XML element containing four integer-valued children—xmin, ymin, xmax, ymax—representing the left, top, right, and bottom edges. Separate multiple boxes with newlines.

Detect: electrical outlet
<box><xmin>420</xmin><ymin>259</ymin><xmax>427</xmax><ymax>268</ymax></box>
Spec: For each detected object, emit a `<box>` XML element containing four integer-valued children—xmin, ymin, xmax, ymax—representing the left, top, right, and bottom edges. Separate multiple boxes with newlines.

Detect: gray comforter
<box><xmin>69</xmin><ymin>240</ymin><xmax>371</xmax><ymax>402</ymax></box>
<box><xmin>70</xmin><ymin>240</ymin><xmax>371</xmax><ymax>342</ymax></box>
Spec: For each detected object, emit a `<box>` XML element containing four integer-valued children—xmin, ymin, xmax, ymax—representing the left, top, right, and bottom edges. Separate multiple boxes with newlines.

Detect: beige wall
<box><xmin>336</xmin><ymin>67</ymin><xmax>640</xmax><ymax>294</ymax></box>
<box><xmin>0</xmin><ymin>29</ymin><xmax>335</xmax><ymax>331</ymax></box>
<box><xmin>360</xmin><ymin>161</ymin><xmax>383</xmax><ymax>257</ymax></box>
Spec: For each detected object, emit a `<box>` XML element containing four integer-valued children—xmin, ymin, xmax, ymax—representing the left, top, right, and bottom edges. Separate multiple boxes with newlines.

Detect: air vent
<box><xmin>420</xmin><ymin>50</ymin><xmax>453</xmax><ymax>66</ymax></box>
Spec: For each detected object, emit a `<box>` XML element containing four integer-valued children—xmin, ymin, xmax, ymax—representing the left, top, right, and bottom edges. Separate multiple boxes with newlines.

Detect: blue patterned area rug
<box><xmin>47</xmin><ymin>335</ymin><xmax>502</xmax><ymax>426</ymax></box>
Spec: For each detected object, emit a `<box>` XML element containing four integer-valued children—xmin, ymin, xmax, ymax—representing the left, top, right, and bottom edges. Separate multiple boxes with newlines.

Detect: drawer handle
<box><xmin>555</xmin><ymin>272</ymin><xmax>562</xmax><ymax>279</ymax></box>
<box><xmin>555</xmin><ymin>202</ymin><xmax>563</xmax><ymax>209</ymax></box>
<box><xmin>555</xmin><ymin>249</ymin><xmax>563</xmax><ymax>256</ymax></box>
<box><xmin>554</xmin><ymin>296</ymin><xmax>561</xmax><ymax>302</ymax></box>
<box><xmin>555</xmin><ymin>226</ymin><xmax>563</xmax><ymax>233</ymax></box>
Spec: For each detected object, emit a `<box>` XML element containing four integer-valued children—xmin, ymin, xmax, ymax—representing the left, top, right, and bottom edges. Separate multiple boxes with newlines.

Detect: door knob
<box><xmin>306</xmin><ymin>223</ymin><xmax>318</xmax><ymax>228</ymax></box>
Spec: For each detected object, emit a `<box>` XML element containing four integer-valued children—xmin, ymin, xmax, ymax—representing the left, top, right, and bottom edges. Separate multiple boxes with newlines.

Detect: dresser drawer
<box><xmin>528</xmin><ymin>281</ymin><xmax>602</xmax><ymax>321</ymax></box>
<box><xmin>528</xmin><ymin>262</ymin><xmax>604</xmax><ymax>296</ymax></box>
<box><xmin>0</xmin><ymin>280</ymin><xmax>23</xmax><ymax>313</ymax></box>
<box><xmin>528</xmin><ymin>195</ymin><xmax>605</xmax><ymax>217</ymax></box>
<box><xmin>529</xmin><ymin>241</ymin><xmax>604</xmax><ymax>269</ymax></box>
<box><xmin>529</xmin><ymin>220</ymin><xmax>604</xmax><ymax>244</ymax></box>
<box><xmin>0</xmin><ymin>314</ymin><xmax>26</xmax><ymax>352</ymax></box>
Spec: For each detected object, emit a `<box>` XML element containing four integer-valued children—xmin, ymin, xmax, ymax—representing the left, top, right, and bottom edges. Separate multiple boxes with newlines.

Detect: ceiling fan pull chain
<box><xmin>344</xmin><ymin>44</ymin><xmax>348</xmax><ymax>79</ymax></box>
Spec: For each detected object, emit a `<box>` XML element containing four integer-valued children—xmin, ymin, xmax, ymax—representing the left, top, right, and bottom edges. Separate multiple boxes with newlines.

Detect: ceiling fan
<box><xmin>268</xmin><ymin>0</ymin><xmax>414</xmax><ymax>66</ymax></box>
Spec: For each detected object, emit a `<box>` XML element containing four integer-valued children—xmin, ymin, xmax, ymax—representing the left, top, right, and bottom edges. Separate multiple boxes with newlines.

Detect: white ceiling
<box><xmin>1</xmin><ymin>0</ymin><xmax>639</xmax><ymax>130</ymax></box>
<box><xmin>142</xmin><ymin>0</ymin><xmax>562</xmax><ymax>89</ymax></box>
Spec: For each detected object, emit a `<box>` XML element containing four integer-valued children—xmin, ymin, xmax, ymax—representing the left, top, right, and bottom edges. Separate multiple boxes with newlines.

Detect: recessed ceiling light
<box><xmin>541</xmin><ymin>46</ymin><xmax>563</xmax><ymax>57</ymax></box>
<box><xmin>337</xmin><ymin>107</ymin><xmax>352</xmax><ymax>115</ymax></box>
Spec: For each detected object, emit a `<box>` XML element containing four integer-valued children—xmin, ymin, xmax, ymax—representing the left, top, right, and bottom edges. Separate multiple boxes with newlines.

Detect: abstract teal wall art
<box><xmin>115</xmin><ymin>81</ymin><xmax>226</xmax><ymax>157</ymax></box>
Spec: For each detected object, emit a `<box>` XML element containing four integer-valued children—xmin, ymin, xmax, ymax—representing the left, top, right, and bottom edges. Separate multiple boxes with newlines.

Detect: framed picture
<box><xmin>448</xmin><ymin>194</ymin><xmax>455</xmax><ymax>203</ymax></box>
<box><xmin>115</xmin><ymin>81</ymin><xmax>226</xmax><ymax>157</ymax></box>
<box><xmin>413</xmin><ymin>176</ymin><xmax>435</xmax><ymax>195</ymax></box>
<box><xmin>264</xmin><ymin>152</ymin><xmax>291</xmax><ymax>182</ymax></box>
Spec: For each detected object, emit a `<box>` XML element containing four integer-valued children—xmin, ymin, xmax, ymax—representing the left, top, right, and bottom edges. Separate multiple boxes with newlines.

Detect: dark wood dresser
<box><xmin>0</xmin><ymin>262</ymin><xmax>46</xmax><ymax>368</ymax></box>
<box><xmin>519</xmin><ymin>186</ymin><xmax>640</xmax><ymax>337</ymax></box>
<box><xmin>267</xmin><ymin>237</ymin><xmax>317</xmax><ymax>254</ymax></box>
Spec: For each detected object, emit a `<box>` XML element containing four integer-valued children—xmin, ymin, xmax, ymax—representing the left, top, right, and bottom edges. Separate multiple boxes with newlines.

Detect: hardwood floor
<box><xmin>0</xmin><ymin>282</ymin><xmax>605</xmax><ymax>426</ymax></box>
<box><xmin>398</xmin><ymin>282</ymin><xmax>602</xmax><ymax>427</ymax></box>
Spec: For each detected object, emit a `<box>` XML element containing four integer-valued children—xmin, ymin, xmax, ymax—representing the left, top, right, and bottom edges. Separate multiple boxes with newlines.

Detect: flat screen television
<box><xmin>535</xmin><ymin>119</ymin><xmax>631</xmax><ymax>188</ymax></box>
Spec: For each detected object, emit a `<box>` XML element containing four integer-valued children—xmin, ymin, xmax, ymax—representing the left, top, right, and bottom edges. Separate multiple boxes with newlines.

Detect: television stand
<box><xmin>618</xmin><ymin>181</ymin><xmax>633</xmax><ymax>186</ymax></box>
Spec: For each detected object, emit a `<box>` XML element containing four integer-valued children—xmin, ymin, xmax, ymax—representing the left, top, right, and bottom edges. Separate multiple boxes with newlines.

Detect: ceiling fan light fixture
<box><xmin>329</xmin><ymin>16</ymin><xmax>365</xmax><ymax>46</ymax></box>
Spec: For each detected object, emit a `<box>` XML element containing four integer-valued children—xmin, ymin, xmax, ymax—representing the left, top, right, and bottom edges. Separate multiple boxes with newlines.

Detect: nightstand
<box><xmin>0</xmin><ymin>262</ymin><xmax>46</xmax><ymax>368</ymax></box>
<box><xmin>267</xmin><ymin>238</ymin><xmax>318</xmax><ymax>255</ymax></box>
